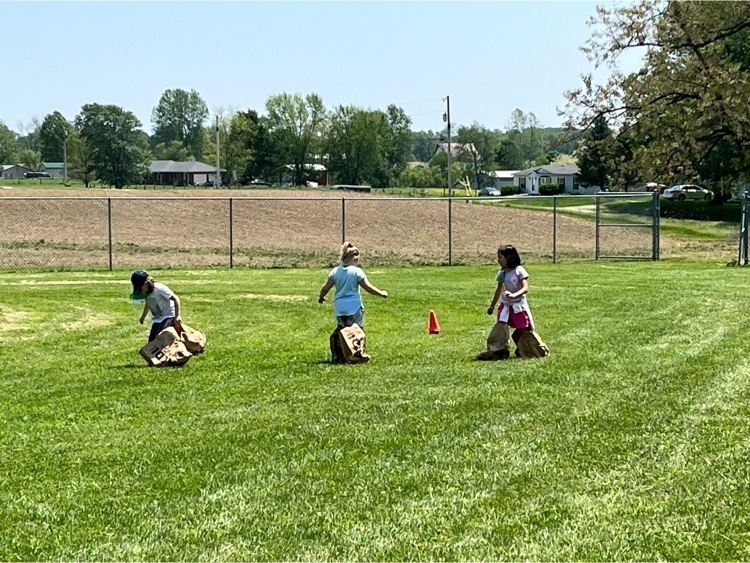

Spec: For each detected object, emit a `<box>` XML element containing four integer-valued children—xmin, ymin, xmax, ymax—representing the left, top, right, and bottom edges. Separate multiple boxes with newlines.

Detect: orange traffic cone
<box><xmin>428</xmin><ymin>309</ymin><xmax>441</xmax><ymax>335</ymax></box>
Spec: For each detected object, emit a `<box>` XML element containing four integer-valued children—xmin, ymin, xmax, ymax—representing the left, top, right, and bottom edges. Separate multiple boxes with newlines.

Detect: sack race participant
<box><xmin>318</xmin><ymin>242</ymin><xmax>387</xmax><ymax>363</ymax></box>
<box><xmin>131</xmin><ymin>270</ymin><xmax>206</xmax><ymax>367</ymax></box>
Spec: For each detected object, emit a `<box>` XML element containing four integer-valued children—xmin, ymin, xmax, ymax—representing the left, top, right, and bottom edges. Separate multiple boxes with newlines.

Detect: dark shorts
<box><xmin>337</xmin><ymin>307</ymin><xmax>364</xmax><ymax>328</ymax></box>
<box><xmin>148</xmin><ymin>317</ymin><xmax>175</xmax><ymax>342</ymax></box>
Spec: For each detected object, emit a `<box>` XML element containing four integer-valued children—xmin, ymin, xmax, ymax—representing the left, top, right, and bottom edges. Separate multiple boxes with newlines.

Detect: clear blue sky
<box><xmin>1</xmin><ymin>1</ymin><xmax>640</xmax><ymax>135</ymax></box>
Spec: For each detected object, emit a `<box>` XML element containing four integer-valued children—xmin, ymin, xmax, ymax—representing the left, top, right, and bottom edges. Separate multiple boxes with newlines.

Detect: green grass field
<box><xmin>2</xmin><ymin>261</ymin><xmax>750</xmax><ymax>560</ymax></box>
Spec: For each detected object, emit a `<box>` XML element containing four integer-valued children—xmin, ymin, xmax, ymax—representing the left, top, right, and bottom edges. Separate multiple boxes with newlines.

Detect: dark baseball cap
<box><xmin>130</xmin><ymin>270</ymin><xmax>149</xmax><ymax>297</ymax></box>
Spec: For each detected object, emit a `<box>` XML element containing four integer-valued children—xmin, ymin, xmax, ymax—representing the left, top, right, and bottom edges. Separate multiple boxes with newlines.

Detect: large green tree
<box><xmin>151</xmin><ymin>88</ymin><xmax>209</xmax><ymax>160</ymax></box>
<box><xmin>66</xmin><ymin>129</ymin><xmax>96</xmax><ymax>187</ymax></box>
<box><xmin>505</xmin><ymin>109</ymin><xmax>545</xmax><ymax>165</ymax></box>
<box><xmin>225</xmin><ymin>110</ymin><xmax>275</xmax><ymax>184</ymax></box>
<box><xmin>576</xmin><ymin>115</ymin><xmax>615</xmax><ymax>189</ymax></box>
<box><xmin>373</xmin><ymin>104</ymin><xmax>413</xmax><ymax>187</ymax></box>
<box><xmin>0</xmin><ymin>121</ymin><xmax>20</xmax><ymax>164</ymax></box>
<box><xmin>454</xmin><ymin>123</ymin><xmax>502</xmax><ymax>188</ymax></box>
<box><xmin>265</xmin><ymin>92</ymin><xmax>327</xmax><ymax>186</ymax></box>
<box><xmin>76</xmin><ymin>103</ymin><xmax>150</xmax><ymax>189</ymax></box>
<box><xmin>38</xmin><ymin>111</ymin><xmax>71</xmax><ymax>162</ymax></box>
<box><xmin>564</xmin><ymin>0</ymin><xmax>750</xmax><ymax>200</ymax></box>
<box><xmin>325</xmin><ymin>105</ymin><xmax>387</xmax><ymax>186</ymax></box>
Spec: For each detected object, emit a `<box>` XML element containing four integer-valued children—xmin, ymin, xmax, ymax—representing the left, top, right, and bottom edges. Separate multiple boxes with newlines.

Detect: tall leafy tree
<box><xmin>373</xmin><ymin>105</ymin><xmax>413</xmax><ymax>187</ymax></box>
<box><xmin>505</xmin><ymin>108</ymin><xmax>545</xmax><ymax>165</ymax></box>
<box><xmin>564</xmin><ymin>0</ymin><xmax>750</xmax><ymax>201</ymax></box>
<box><xmin>38</xmin><ymin>111</ymin><xmax>71</xmax><ymax>162</ymax></box>
<box><xmin>495</xmin><ymin>139</ymin><xmax>524</xmax><ymax>169</ymax></box>
<box><xmin>16</xmin><ymin>117</ymin><xmax>41</xmax><ymax>153</ymax></box>
<box><xmin>151</xmin><ymin>88</ymin><xmax>209</xmax><ymax>160</ymax></box>
<box><xmin>325</xmin><ymin>105</ymin><xmax>387</xmax><ymax>186</ymax></box>
<box><xmin>576</xmin><ymin>115</ymin><xmax>615</xmax><ymax>189</ymax></box>
<box><xmin>0</xmin><ymin>121</ymin><xmax>20</xmax><ymax>164</ymax></box>
<box><xmin>66</xmin><ymin>129</ymin><xmax>96</xmax><ymax>187</ymax></box>
<box><xmin>76</xmin><ymin>103</ymin><xmax>150</xmax><ymax>189</ymax></box>
<box><xmin>265</xmin><ymin>92</ymin><xmax>327</xmax><ymax>186</ymax></box>
<box><xmin>18</xmin><ymin>149</ymin><xmax>41</xmax><ymax>171</ymax></box>
<box><xmin>454</xmin><ymin>123</ymin><xmax>502</xmax><ymax>188</ymax></box>
<box><xmin>411</xmin><ymin>130</ymin><xmax>439</xmax><ymax>162</ymax></box>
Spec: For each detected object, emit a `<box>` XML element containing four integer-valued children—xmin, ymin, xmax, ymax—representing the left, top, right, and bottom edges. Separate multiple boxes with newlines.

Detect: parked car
<box><xmin>24</xmin><ymin>171</ymin><xmax>51</xmax><ymax>178</ymax></box>
<box><xmin>663</xmin><ymin>184</ymin><xmax>713</xmax><ymax>201</ymax></box>
<box><xmin>197</xmin><ymin>180</ymin><xmax>222</xmax><ymax>188</ymax></box>
<box><xmin>478</xmin><ymin>187</ymin><xmax>501</xmax><ymax>197</ymax></box>
<box><xmin>249</xmin><ymin>178</ymin><xmax>272</xmax><ymax>187</ymax></box>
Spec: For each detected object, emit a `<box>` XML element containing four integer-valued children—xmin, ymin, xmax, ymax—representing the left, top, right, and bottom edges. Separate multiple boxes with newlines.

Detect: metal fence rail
<box><xmin>0</xmin><ymin>194</ymin><xmax>659</xmax><ymax>270</ymax></box>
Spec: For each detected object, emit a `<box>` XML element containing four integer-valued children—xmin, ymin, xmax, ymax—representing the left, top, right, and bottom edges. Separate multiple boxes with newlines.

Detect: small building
<box><xmin>1</xmin><ymin>164</ymin><xmax>33</xmax><ymax>179</ymax></box>
<box><xmin>41</xmin><ymin>162</ymin><xmax>66</xmax><ymax>179</ymax></box>
<box><xmin>513</xmin><ymin>164</ymin><xmax>580</xmax><ymax>195</ymax></box>
<box><xmin>490</xmin><ymin>170</ymin><xmax>520</xmax><ymax>190</ymax></box>
<box><xmin>149</xmin><ymin>160</ymin><xmax>223</xmax><ymax>186</ymax></box>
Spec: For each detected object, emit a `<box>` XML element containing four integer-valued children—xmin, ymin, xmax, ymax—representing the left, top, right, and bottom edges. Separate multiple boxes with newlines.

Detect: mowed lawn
<box><xmin>1</xmin><ymin>261</ymin><xmax>749</xmax><ymax>561</ymax></box>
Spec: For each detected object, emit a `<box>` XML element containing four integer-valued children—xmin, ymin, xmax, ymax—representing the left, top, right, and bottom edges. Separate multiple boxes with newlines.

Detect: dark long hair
<box><xmin>498</xmin><ymin>245</ymin><xmax>522</xmax><ymax>269</ymax></box>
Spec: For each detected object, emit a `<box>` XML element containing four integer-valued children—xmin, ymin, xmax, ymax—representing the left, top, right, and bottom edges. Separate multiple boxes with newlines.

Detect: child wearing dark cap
<box><xmin>130</xmin><ymin>270</ymin><xmax>182</xmax><ymax>342</ymax></box>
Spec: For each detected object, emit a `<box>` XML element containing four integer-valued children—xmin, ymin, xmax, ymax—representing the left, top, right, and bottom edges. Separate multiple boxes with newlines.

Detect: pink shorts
<box><xmin>497</xmin><ymin>303</ymin><xmax>532</xmax><ymax>329</ymax></box>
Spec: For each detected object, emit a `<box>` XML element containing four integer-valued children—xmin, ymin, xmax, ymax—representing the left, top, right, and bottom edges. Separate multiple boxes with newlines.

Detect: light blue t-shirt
<box><xmin>328</xmin><ymin>265</ymin><xmax>366</xmax><ymax>316</ymax></box>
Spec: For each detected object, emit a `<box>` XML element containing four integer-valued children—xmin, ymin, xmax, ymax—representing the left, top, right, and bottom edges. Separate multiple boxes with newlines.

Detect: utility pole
<box><xmin>215</xmin><ymin>115</ymin><xmax>221</xmax><ymax>188</ymax></box>
<box><xmin>443</xmin><ymin>95</ymin><xmax>452</xmax><ymax>197</ymax></box>
<box><xmin>63</xmin><ymin>128</ymin><xmax>68</xmax><ymax>183</ymax></box>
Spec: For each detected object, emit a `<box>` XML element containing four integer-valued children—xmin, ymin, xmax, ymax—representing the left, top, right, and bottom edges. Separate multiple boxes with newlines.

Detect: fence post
<box><xmin>341</xmin><ymin>198</ymin><xmax>346</xmax><ymax>243</ymax></box>
<box><xmin>553</xmin><ymin>196</ymin><xmax>557</xmax><ymax>264</ymax></box>
<box><xmin>448</xmin><ymin>197</ymin><xmax>453</xmax><ymax>266</ymax></box>
<box><xmin>108</xmin><ymin>197</ymin><xmax>113</xmax><ymax>271</ymax></box>
<box><xmin>595</xmin><ymin>195</ymin><xmax>600</xmax><ymax>260</ymax></box>
<box><xmin>652</xmin><ymin>190</ymin><xmax>660</xmax><ymax>261</ymax></box>
<box><xmin>739</xmin><ymin>193</ymin><xmax>748</xmax><ymax>266</ymax></box>
<box><xmin>229</xmin><ymin>197</ymin><xmax>234</xmax><ymax>269</ymax></box>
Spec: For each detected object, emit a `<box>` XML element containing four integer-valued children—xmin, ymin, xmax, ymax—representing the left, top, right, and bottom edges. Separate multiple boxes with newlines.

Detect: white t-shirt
<box><xmin>498</xmin><ymin>266</ymin><xmax>529</xmax><ymax>306</ymax></box>
<box><xmin>146</xmin><ymin>282</ymin><xmax>175</xmax><ymax>323</ymax></box>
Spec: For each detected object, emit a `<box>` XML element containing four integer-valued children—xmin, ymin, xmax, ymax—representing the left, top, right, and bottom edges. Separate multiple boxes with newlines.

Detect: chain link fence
<box><xmin>0</xmin><ymin>194</ymin><xmax>660</xmax><ymax>270</ymax></box>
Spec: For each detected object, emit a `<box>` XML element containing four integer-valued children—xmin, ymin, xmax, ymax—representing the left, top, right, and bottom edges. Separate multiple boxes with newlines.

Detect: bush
<box><xmin>501</xmin><ymin>185</ymin><xmax>520</xmax><ymax>196</ymax></box>
<box><xmin>539</xmin><ymin>183</ymin><xmax>565</xmax><ymax>196</ymax></box>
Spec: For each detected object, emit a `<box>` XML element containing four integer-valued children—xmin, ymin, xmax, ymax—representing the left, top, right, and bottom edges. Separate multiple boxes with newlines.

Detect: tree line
<box><xmin>0</xmin><ymin>90</ymin><xmax>576</xmax><ymax>190</ymax></box>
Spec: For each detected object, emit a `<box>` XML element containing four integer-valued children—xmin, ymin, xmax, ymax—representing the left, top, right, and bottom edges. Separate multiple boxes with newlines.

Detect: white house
<box><xmin>513</xmin><ymin>165</ymin><xmax>580</xmax><ymax>194</ymax></box>
<box><xmin>41</xmin><ymin>162</ymin><xmax>66</xmax><ymax>179</ymax></box>
<box><xmin>1</xmin><ymin>164</ymin><xmax>33</xmax><ymax>179</ymax></box>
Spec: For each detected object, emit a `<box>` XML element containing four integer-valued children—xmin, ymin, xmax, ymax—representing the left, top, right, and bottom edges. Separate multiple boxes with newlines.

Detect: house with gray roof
<box><xmin>513</xmin><ymin>164</ymin><xmax>580</xmax><ymax>194</ymax></box>
<box><xmin>2</xmin><ymin>164</ymin><xmax>33</xmax><ymax>179</ymax></box>
<box><xmin>149</xmin><ymin>160</ymin><xmax>224</xmax><ymax>186</ymax></box>
<box><xmin>41</xmin><ymin>162</ymin><xmax>65</xmax><ymax>179</ymax></box>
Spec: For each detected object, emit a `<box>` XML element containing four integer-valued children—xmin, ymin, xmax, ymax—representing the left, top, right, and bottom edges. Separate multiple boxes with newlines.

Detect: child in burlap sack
<box><xmin>476</xmin><ymin>245</ymin><xmax>549</xmax><ymax>360</ymax></box>
<box><xmin>131</xmin><ymin>270</ymin><xmax>182</xmax><ymax>343</ymax></box>
<box><xmin>318</xmin><ymin>243</ymin><xmax>388</xmax><ymax>362</ymax></box>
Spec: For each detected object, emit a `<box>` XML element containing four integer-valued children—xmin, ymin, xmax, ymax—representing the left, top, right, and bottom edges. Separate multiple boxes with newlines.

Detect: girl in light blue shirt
<box><xmin>318</xmin><ymin>242</ymin><xmax>388</xmax><ymax>328</ymax></box>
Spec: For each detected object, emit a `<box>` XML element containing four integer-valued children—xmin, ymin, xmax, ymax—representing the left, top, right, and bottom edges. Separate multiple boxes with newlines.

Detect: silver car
<box><xmin>663</xmin><ymin>184</ymin><xmax>713</xmax><ymax>201</ymax></box>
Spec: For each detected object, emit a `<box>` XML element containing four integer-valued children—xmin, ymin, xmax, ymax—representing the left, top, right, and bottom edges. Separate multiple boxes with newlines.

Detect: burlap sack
<box><xmin>339</xmin><ymin>323</ymin><xmax>371</xmax><ymax>364</ymax></box>
<box><xmin>175</xmin><ymin>321</ymin><xmax>207</xmax><ymax>355</ymax></box>
<box><xmin>330</xmin><ymin>326</ymin><xmax>345</xmax><ymax>364</ymax></box>
<box><xmin>516</xmin><ymin>330</ymin><xmax>550</xmax><ymax>358</ymax></box>
<box><xmin>139</xmin><ymin>327</ymin><xmax>193</xmax><ymax>367</ymax></box>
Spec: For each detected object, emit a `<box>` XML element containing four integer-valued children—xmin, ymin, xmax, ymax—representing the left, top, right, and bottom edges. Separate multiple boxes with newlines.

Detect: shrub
<box><xmin>501</xmin><ymin>185</ymin><xmax>520</xmax><ymax>196</ymax></box>
<box><xmin>539</xmin><ymin>183</ymin><xmax>565</xmax><ymax>196</ymax></box>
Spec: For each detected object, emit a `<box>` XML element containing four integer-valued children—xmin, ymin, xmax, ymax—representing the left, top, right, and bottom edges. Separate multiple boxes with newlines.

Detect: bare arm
<box><xmin>170</xmin><ymin>293</ymin><xmax>181</xmax><ymax>320</ymax></box>
<box><xmin>318</xmin><ymin>278</ymin><xmax>335</xmax><ymax>303</ymax></box>
<box><xmin>139</xmin><ymin>303</ymin><xmax>148</xmax><ymax>324</ymax></box>
<box><xmin>359</xmin><ymin>278</ymin><xmax>388</xmax><ymax>298</ymax></box>
<box><xmin>503</xmin><ymin>278</ymin><xmax>528</xmax><ymax>300</ymax></box>
<box><xmin>487</xmin><ymin>284</ymin><xmax>503</xmax><ymax>315</ymax></box>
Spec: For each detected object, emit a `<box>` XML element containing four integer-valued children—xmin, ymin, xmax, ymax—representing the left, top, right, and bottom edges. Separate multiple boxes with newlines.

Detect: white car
<box><xmin>663</xmin><ymin>184</ymin><xmax>713</xmax><ymax>201</ymax></box>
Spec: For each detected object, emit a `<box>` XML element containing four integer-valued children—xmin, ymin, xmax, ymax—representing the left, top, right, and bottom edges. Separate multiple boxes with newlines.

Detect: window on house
<box><xmin>557</xmin><ymin>177</ymin><xmax>566</xmax><ymax>185</ymax></box>
<box><xmin>540</xmin><ymin>176</ymin><xmax>551</xmax><ymax>184</ymax></box>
